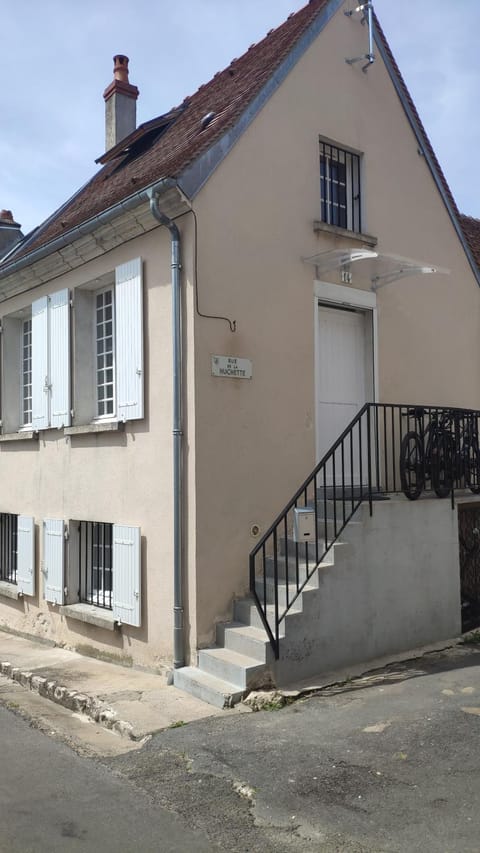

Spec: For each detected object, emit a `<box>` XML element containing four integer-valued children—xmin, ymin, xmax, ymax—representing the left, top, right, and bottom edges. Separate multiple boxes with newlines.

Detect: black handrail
<box><xmin>249</xmin><ymin>402</ymin><xmax>480</xmax><ymax>658</ymax></box>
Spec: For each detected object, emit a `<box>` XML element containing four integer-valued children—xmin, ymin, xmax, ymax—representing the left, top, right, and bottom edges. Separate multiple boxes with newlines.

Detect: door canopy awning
<box><xmin>303</xmin><ymin>249</ymin><xmax>450</xmax><ymax>290</ymax></box>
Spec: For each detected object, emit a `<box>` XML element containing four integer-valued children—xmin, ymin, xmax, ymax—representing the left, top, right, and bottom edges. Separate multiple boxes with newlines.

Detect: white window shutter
<box><xmin>43</xmin><ymin>518</ymin><xmax>65</xmax><ymax>605</ymax></box>
<box><xmin>115</xmin><ymin>258</ymin><xmax>143</xmax><ymax>421</ymax></box>
<box><xmin>16</xmin><ymin>516</ymin><xmax>35</xmax><ymax>597</ymax></box>
<box><xmin>112</xmin><ymin>524</ymin><xmax>141</xmax><ymax>626</ymax></box>
<box><xmin>49</xmin><ymin>289</ymin><xmax>71</xmax><ymax>428</ymax></box>
<box><xmin>32</xmin><ymin>296</ymin><xmax>49</xmax><ymax>430</ymax></box>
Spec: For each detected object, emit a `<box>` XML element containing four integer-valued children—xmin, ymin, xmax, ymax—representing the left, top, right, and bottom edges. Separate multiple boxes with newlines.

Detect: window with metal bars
<box><xmin>319</xmin><ymin>141</ymin><xmax>361</xmax><ymax>233</ymax></box>
<box><xmin>78</xmin><ymin>520</ymin><xmax>113</xmax><ymax>609</ymax></box>
<box><xmin>0</xmin><ymin>513</ymin><xmax>18</xmax><ymax>584</ymax></box>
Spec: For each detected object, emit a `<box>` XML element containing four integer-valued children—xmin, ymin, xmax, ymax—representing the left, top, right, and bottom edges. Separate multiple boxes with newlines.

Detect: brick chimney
<box><xmin>103</xmin><ymin>55</ymin><xmax>139</xmax><ymax>151</ymax></box>
<box><xmin>0</xmin><ymin>210</ymin><xmax>23</xmax><ymax>257</ymax></box>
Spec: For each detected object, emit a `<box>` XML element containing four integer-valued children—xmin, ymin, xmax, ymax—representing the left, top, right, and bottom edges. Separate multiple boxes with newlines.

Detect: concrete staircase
<box><xmin>174</xmin><ymin>498</ymin><xmax>363</xmax><ymax>708</ymax></box>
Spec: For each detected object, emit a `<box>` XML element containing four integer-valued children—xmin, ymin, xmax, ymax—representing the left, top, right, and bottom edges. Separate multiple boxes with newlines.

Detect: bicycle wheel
<box><xmin>431</xmin><ymin>433</ymin><xmax>454</xmax><ymax>498</ymax></box>
<box><xmin>465</xmin><ymin>441</ymin><xmax>480</xmax><ymax>494</ymax></box>
<box><xmin>400</xmin><ymin>431</ymin><xmax>424</xmax><ymax>500</ymax></box>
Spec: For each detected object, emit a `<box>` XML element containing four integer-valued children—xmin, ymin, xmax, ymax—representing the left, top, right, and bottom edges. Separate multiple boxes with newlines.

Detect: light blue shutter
<box><xmin>112</xmin><ymin>524</ymin><xmax>141</xmax><ymax>626</ymax></box>
<box><xmin>115</xmin><ymin>258</ymin><xmax>143</xmax><ymax>421</ymax></box>
<box><xmin>43</xmin><ymin>518</ymin><xmax>65</xmax><ymax>604</ymax></box>
<box><xmin>32</xmin><ymin>296</ymin><xmax>49</xmax><ymax>430</ymax></box>
<box><xmin>16</xmin><ymin>516</ymin><xmax>35</xmax><ymax>597</ymax></box>
<box><xmin>49</xmin><ymin>289</ymin><xmax>70</xmax><ymax>428</ymax></box>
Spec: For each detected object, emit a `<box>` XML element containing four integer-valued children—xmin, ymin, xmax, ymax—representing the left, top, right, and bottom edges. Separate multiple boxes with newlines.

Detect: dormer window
<box><xmin>319</xmin><ymin>140</ymin><xmax>362</xmax><ymax>233</ymax></box>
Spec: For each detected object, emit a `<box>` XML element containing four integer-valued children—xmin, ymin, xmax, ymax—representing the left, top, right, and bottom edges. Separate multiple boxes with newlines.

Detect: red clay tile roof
<box><xmin>459</xmin><ymin>214</ymin><xmax>480</xmax><ymax>269</ymax></box>
<box><xmin>9</xmin><ymin>0</ymin><xmax>329</xmax><ymax>263</ymax></box>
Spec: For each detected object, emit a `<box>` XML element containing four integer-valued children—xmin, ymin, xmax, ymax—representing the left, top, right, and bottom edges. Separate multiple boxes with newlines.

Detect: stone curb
<box><xmin>0</xmin><ymin>660</ymin><xmax>137</xmax><ymax>740</ymax></box>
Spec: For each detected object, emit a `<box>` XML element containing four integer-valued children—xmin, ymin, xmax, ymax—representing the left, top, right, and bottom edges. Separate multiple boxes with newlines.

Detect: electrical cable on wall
<box><xmin>180</xmin><ymin>207</ymin><xmax>236</xmax><ymax>333</ymax></box>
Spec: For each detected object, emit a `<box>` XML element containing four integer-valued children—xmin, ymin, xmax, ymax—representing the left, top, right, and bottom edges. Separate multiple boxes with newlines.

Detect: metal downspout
<box><xmin>148</xmin><ymin>189</ymin><xmax>184</xmax><ymax>670</ymax></box>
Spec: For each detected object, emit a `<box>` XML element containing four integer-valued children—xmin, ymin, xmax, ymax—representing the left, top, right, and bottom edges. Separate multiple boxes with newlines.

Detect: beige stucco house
<box><xmin>1</xmin><ymin>0</ymin><xmax>480</xmax><ymax>707</ymax></box>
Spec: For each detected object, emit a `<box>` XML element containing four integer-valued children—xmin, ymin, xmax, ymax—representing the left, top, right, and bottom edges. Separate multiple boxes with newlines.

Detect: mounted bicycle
<box><xmin>400</xmin><ymin>407</ymin><xmax>480</xmax><ymax>500</ymax></box>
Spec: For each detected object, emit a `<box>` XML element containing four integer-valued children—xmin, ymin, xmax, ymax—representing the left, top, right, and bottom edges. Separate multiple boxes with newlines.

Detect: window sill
<box><xmin>60</xmin><ymin>602</ymin><xmax>117</xmax><ymax>631</ymax></box>
<box><xmin>0</xmin><ymin>580</ymin><xmax>20</xmax><ymax>600</ymax></box>
<box><xmin>313</xmin><ymin>220</ymin><xmax>378</xmax><ymax>247</ymax></box>
<box><xmin>0</xmin><ymin>431</ymin><xmax>38</xmax><ymax>443</ymax></box>
<box><xmin>64</xmin><ymin>421</ymin><xmax>124</xmax><ymax>436</ymax></box>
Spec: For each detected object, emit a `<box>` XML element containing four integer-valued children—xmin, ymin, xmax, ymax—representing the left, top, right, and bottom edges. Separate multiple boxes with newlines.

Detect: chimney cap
<box><xmin>113</xmin><ymin>55</ymin><xmax>130</xmax><ymax>83</ymax></box>
<box><xmin>103</xmin><ymin>54</ymin><xmax>139</xmax><ymax>102</ymax></box>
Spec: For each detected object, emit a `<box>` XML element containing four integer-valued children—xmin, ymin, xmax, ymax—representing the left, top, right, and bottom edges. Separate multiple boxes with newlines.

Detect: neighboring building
<box><xmin>0</xmin><ymin>0</ymin><xmax>479</xmax><ymax>706</ymax></box>
<box><xmin>0</xmin><ymin>210</ymin><xmax>23</xmax><ymax>258</ymax></box>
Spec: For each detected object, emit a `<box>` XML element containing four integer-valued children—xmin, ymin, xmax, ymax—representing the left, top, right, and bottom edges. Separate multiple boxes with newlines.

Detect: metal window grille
<box><xmin>78</xmin><ymin>520</ymin><xmax>113</xmax><ymax>609</ymax></box>
<box><xmin>22</xmin><ymin>318</ymin><xmax>32</xmax><ymax>426</ymax></box>
<box><xmin>0</xmin><ymin>513</ymin><xmax>18</xmax><ymax>584</ymax></box>
<box><xmin>95</xmin><ymin>289</ymin><xmax>115</xmax><ymax>418</ymax></box>
<box><xmin>319</xmin><ymin>141</ymin><xmax>361</xmax><ymax>233</ymax></box>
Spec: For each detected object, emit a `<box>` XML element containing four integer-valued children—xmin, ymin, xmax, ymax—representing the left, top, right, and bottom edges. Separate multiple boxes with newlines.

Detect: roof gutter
<box><xmin>0</xmin><ymin>177</ymin><xmax>180</xmax><ymax>282</ymax></box>
<box><xmin>374</xmin><ymin>32</ymin><xmax>480</xmax><ymax>289</ymax></box>
<box><xmin>147</xmin><ymin>187</ymin><xmax>185</xmax><ymax>672</ymax></box>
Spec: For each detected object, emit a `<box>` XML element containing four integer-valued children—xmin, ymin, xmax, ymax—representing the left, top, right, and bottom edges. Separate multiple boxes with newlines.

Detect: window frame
<box><xmin>93</xmin><ymin>285</ymin><xmax>116</xmax><ymax>422</ymax></box>
<box><xmin>319</xmin><ymin>138</ymin><xmax>362</xmax><ymax>234</ymax></box>
<box><xmin>72</xmin><ymin>257</ymin><xmax>143</xmax><ymax>427</ymax></box>
<box><xmin>0</xmin><ymin>513</ymin><xmax>35</xmax><ymax>596</ymax></box>
<box><xmin>0</xmin><ymin>257</ymin><xmax>143</xmax><ymax>435</ymax></box>
<box><xmin>62</xmin><ymin>518</ymin><xmax>142</xmax><ymax>626</ymax></box>
<box><xmin>0</xmin><ymin>512</ymin><xmax>18</xmax><ymax>585</ymax></box>
<box><xmin>78</xmin><ymin>519</ymin><xmax>114</xmax><ymax>610</ymax></box>
<box><xmin>21</xmin><ymin>316</ymin><xmax>33</xmax><ymax>428</ymax></box>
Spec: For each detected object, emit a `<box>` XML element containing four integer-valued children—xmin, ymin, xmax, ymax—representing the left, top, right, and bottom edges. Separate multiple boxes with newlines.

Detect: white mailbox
<box><xmin>293</xmin><ymin>507</ymin><xmax>316</xmax><ymax>543</ymax></box>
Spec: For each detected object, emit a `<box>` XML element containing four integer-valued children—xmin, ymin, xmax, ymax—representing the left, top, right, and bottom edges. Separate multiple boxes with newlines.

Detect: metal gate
<box><xmin>458</xmin><ymin>504</ymin><xmax>480</xmax><ymax>632</ymax></box>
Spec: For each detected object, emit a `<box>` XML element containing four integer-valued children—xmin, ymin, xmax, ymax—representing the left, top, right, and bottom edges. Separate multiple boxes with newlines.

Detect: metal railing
<box><xmin>0</xmin><ymin>512</ymin><xmax>18</xmax><ymax>585</ymax></box>
<box><xmin>249</xmin><ymin>403</ymin><xmax>480</xmax><ymax>658</ymax></box>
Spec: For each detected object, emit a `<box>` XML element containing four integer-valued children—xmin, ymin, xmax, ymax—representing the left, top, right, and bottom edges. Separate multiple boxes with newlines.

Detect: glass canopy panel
<box><xmin>303</xmin><ymin>249</ymin><xmax>449</xmax><ymax>289</ymax></box>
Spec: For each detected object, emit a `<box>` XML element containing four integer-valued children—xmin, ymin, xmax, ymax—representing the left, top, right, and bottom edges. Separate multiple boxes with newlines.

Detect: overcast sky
<box><xmin>1</xmin><ymin>1</ymin><xmax>479</xmax><ymax>235</ymax></box>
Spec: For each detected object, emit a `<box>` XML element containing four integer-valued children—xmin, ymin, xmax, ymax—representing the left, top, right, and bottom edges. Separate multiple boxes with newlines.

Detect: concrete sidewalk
<box><xmin>0</xmin><ymin>627</ymin><xmax>472</xmax><ymax>745</ymax></box>
<box><xmin>0</xmin><ymin>630</ymin><xmax>244</xmax><ymax>740</ymax></box>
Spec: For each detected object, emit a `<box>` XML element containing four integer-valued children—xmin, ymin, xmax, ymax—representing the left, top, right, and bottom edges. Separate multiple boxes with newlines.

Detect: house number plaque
<box><xmin>211</xmin><ymin>355</ymin><xmax>253</xmax><ymax>379</ymax></box>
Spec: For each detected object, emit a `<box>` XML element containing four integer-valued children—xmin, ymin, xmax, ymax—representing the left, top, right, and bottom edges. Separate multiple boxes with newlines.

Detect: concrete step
<box><xmin>216</xmin><ymin>621</ymin><xmax>270</xmax><ymax>662</ymax></box>
<box><xmin>316</xmin><ymin>515</ymin><xmax>362</xmax><ymax>535</ymax></box>
<box><xmin>280</xmin><ymin>534</ymin><xmax>348</xmax><ymax>560</ymax></box>
<box><xmin>316</xmin><ymin>487</ymin><xmax>389</xmax><ymax>503</ymax></box>
<box><xmin>233</xmin><ymin>595</ymin><xmax>294</xmax><ymax>632</ymax></box>
<box><xmin>262</xmin><ymin>551</ymin><xmax>334</xmax><ymax>582</ymax></box>
<box><xmin>315</xmin><ymin>497</ymin><xmax>352</xmax><ymax>520</ymax></box>
<box><xmin>197</xmin><ymin>646</ymin><xmax>267</xmax><ymax>689</ymax></box>
<box><xmin>255</xmin><ymin>576</ymin><xmax>317</xmax><ymax>607</ymax></box>
<box><xmin>280</xmin><ymin>536</ymin><xmax>328</xmax><ymax>560</ymax></box>
<box><xmin>279</xmin><ymin>519</ymin><xmax>362</xmax><ymax>556</ymax></box>
<box><xmin>173</xmin><ymin>666</ymin><xmax>245</xmax><ymax>709</ymax></box>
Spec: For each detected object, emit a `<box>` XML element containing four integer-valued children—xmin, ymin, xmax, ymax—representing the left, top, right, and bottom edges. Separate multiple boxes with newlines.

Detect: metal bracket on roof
<box><xmin>345</xmin><ymin>2</ymin><xmax>375</xmax><ymax>72</ymax></box>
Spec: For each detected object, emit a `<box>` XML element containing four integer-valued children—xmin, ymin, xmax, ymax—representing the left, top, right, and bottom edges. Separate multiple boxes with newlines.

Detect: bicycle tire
<box><xmin>431</xmin><ymin>433</ymin><xmax>453</xmax><ymax>498</ymax></box>
<box><xmin>465</xmin><ymin>441</ymin><xmax>480</xmax><ymax>494</ymax></box>
<box><xmin>400</xmin><ymin>431</ymin><xmax>424</xmax><ymax>500</ymax></box>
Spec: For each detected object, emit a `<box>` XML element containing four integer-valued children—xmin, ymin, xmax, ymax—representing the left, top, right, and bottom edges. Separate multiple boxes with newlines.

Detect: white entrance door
<box><xmin>316</xmin><ymin>303</ymin><xmax>374</xmax><ymax>482</ymax></box>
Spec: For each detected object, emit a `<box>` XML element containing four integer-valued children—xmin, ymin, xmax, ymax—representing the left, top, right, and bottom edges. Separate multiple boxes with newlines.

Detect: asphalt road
<box><xmin>0</xmin><ymin>704</ymin><xmax>212</xmax><ymax>853</ymax></box>
<box><xmin>2</xmin><ymin>644</ymin><xmax>480</xmax><ymax>852</ymax></box>
<box><xmin>107</xmin><ymin>644</ymin><xmax>480</xmax><ymax>852</ymax></box>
